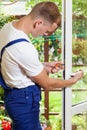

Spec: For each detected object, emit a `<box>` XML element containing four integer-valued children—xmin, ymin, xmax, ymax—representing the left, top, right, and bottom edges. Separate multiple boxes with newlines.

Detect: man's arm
<box><xmin>31</xmin><ymin>68</ymin><xmax>83</xmax><ymax>90</ymax></box>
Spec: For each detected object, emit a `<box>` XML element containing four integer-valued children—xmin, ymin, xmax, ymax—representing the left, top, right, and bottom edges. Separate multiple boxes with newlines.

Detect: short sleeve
<box><xmin>15</xmin><ymin>42</ymin><xmax>44</xmax><ymax>77</ymax></box>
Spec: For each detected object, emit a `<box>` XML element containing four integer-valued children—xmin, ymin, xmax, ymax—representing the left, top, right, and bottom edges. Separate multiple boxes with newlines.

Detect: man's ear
<box><xmin>52</xmin><ymin>22</ymin><xmax>58</xmax><ymax>29</ymax></box>
<box><xmin>33</xmin><ymin>19</ymin><xmax>43</xmax><ymax>28</ymax></box>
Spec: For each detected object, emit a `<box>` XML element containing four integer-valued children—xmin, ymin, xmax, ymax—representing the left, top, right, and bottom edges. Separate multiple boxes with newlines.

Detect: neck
<box><xmin>13</xmin><ymin>15</ymin><xmax>33</xmax><ymax>35</ymax></box>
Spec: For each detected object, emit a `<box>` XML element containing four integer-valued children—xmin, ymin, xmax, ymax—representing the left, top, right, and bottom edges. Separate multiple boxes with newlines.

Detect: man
<box><xmin>0</xmin><ymin>2</ymin><xmax>83</xmax><ymax>130</ymax></box>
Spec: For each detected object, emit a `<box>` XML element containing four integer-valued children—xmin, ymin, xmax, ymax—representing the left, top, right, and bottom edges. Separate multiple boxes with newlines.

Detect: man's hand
<box><xmin>70</xmin><ymin>70</ymin><xmax>84</xmax><ymax>83</ymax></box>
<box><xmin>43</xmin><ymin>61</ymin><xmax>64</xmax><ymax>74</ymax></box>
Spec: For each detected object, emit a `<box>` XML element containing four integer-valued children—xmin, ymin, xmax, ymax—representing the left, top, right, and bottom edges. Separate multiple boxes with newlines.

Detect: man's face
<box><xmin>31</xmin><ymin>19</ymin><xmax>58</xmax><ymax>37</ymax></box>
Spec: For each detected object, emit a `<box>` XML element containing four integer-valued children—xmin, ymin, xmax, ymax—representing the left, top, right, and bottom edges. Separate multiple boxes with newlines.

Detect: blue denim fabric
<box><xmin>4</xmin><ymin>85</ymin><xmax>42</xmax><ymax>130</ymax></box>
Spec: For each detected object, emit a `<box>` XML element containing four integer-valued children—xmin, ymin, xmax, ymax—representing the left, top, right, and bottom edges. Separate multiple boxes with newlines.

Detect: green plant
<box><xmin>40</xmin><ymin>115</ymin><xmax>52</xmax><ymax>129</ymax></box>
<box><xmin>52</xmin><ymin>114</ymin><xmax>62</xmax><ymax>130</ymax></box>
<box><xmin>52</xmin><ymin>114</ymin><xmax>86</xmax><ymax>130</ymax></box>
<box><xmin>0</xmin><ymin>115</ymin><xmax>12</xmax><ymax>130</ymax></box>
<box><xmin>0</xmin><ymin>14</ymin><xmax>16</xmax><ymax>29</ymax></box>
<box><xmin>73</xmin><ymin>0</ymin><xmax>87</xmax><ymax>16</ymax></box>
<box><xmin>83</xmin><ymin>72</ymin><xmax>87</xmax><ymax>84</ymax></box>
<box><xmin>46</xmin><ymin>120</ymin><xmax>52</xmax><ymax>127</ymax></box>
<box><xmin>0</xmin><ymin>88</ymin><xmax>4</xmax><ymax>100</ymax></box>
<box><xmin>72</xmin><ymin>39</ymin><xmax>87</xmax><ymax>64</ymax></box>
<box><xmin>72</xmin><ymin>114</ymin><xmax>86</xmax><ymax>130</ymax></box>
<box><xmin>0</xmin><ymin>100</ymin><xmax>12</xmax><ymax>130</ymax></box>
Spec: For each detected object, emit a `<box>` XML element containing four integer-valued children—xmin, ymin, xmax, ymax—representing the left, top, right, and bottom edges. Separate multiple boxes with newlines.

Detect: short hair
<box><xmin>29</xmin><ymin>2</ymin><xmax>61</xmax><ymax>26</ymax></box>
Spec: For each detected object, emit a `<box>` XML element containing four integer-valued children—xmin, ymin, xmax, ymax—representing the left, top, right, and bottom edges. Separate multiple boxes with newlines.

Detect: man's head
<box><xmin>28</xmin><ymin>2</ymin><xmax>61</xmax><ymax>37</ymax></box>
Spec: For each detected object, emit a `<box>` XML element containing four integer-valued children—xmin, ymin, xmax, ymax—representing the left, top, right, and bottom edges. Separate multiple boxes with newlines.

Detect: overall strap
<box><xmin>1</xmin><ymin>38</ymin><xmax>29</xmax><ymax>57</ymax></box>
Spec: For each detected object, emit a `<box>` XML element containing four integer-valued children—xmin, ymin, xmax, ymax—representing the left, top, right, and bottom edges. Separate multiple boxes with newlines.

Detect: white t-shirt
<box><xmin>0</xmin><ymin>22</ymin><xmax>44</xmax><ymax>88</ymax></box>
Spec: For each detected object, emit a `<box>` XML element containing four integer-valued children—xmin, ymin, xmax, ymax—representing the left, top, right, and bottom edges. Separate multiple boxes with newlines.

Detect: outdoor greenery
<box><xmin>40</xmin><ymin>66</ymin><xmax>87</xmax><ymax>130</ymax></box>
<box><xmin>0</xmin><ymin>14</ymin><xmax>15</xmax><ymax>29</ymax></box>
<box><xmin>73</xmin><ymin>0</ymin><xmax>87</xmax><ymax>16</ymax></box>
<box><xmin>26</xmin><ymin>0</ymin><xmax>87</xmax><ymax>16</ymax></box>
<box><xmin>0</xmin><ymin>0</ymin><xmax>87</xmax><ymax>130</ymax></box>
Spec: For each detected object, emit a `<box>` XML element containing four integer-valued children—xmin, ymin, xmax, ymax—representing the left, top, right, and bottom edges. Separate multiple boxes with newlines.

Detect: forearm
<box><xmin>31</xmin><ymin>68</ymin><xmax>79</xmax><ymax>90</ymax></box>
<box><xmin>45</xmin><ymin>77</ymin><xmax>76</xmax><ymax>90</ymax></box>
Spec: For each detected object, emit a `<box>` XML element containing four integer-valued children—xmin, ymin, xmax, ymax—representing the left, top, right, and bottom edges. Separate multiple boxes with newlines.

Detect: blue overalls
<box><xmin>0</xmin><ymin>39</ymin><xmax>42</xmax><ymax>130</ymax></box>
<box><xmin>4</xmin><ymin>84</ymin><xmax>42</xmax><ymax>130</ymax></box>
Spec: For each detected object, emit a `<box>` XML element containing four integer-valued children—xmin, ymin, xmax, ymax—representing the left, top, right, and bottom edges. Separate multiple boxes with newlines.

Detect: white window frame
<box><xmin>62</xmin><ymin>0</ymin><xmax>87</xmax><ymax>130</ymax></box>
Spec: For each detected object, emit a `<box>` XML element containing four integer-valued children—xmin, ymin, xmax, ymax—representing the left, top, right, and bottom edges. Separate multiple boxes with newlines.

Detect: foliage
<box><xmin>72</xmin><ymin>114</ymin><xmax>86</xmax><ymax>130</ymax></box>
<box><xmin>0</xmin><ymin>14</ymin><xmax>16</xmax><ymax>29</ymax></box>
<box><xmin>0</xmin><ymin>101</ymin><xmax>12</xmax><ymax>130</ymax></box>
<box><xmin>1</xmin><ymin>0</ymin><xmax>87</xmax><ymax>17</ymax></box>
<box><xmin>25</xmin><ymin>0</ymin><xmax>62</xmax><ymax>11</ymax></box>
<box><xmin>51</xmin><ymin>114</ymin><xmax>62</xmax><ymax>130</ymax></box>
<box><xmin>0</xmin><ymin>116</ymin><xmax>12</xmax><ymax>130</ymax></box>
<box><xmin>43</xmin><ymin>113</ymin><xmax>86</xmax><ymax>130</ymax></box>
<box><xmin>25</xmin><ymin>0</ymin><xmax>87</xmax><ymax>16</ymax></box>
<box><xmin>72</xmin><ymin>39</ymin><xmax>87</xmax><ymax>64</ymax></box>
<box><xmin>83</xmin><ymin>73</ymin><xmax>87</xmax><ymax>84</ymax></box>
<box><xmin>73</xmin><ymin>19</ymin><xmax>87</xmax><ymax>40</ymax></box>
<box><xmin>0</xmin><ymin>88</ymin><xmax>4</xmax><ymax>100</ymax></box>
<box><xmin>0</xmin><ymin>0</ymin><xmax>87</xmax><ymax>17</ymax></box>
<box><xmin>73</xmin><ymin>0</ymin><xmax>87</xmax><ymax>16</ymax></box>
<box><xmin>44</xmin><ymin>113</ymin><xmax>86</xmax><ymax>130</ymax></box>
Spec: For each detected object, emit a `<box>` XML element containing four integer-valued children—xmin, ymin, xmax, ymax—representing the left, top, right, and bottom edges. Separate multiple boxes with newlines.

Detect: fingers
<box><xmin>51</xmin><ymin>67</ymin><xmax>60</xmax><ymax>73</ymax></box>
<box><xmin>51</xmin><ymin>63</ymin><xmax>64</xmax><ymax>73</ymax></box>
<box><xmin>54</xmin><ymin>63</ymin><xmax>64</xmax><ymax>68</ymax></box>
<box><xmin>71</xmin><ymin>70</ymin><xmax>83</xmax><ymax>77</ymax></box>
<box><xmin>70</xmin><ymin>70</ymin><xmax>84</xmax><ymax>81</ymax></box>
<box><xmin>44</xmin><ymin>61</ymin><xmax>64</xmax><ymax>74</ymax></box>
